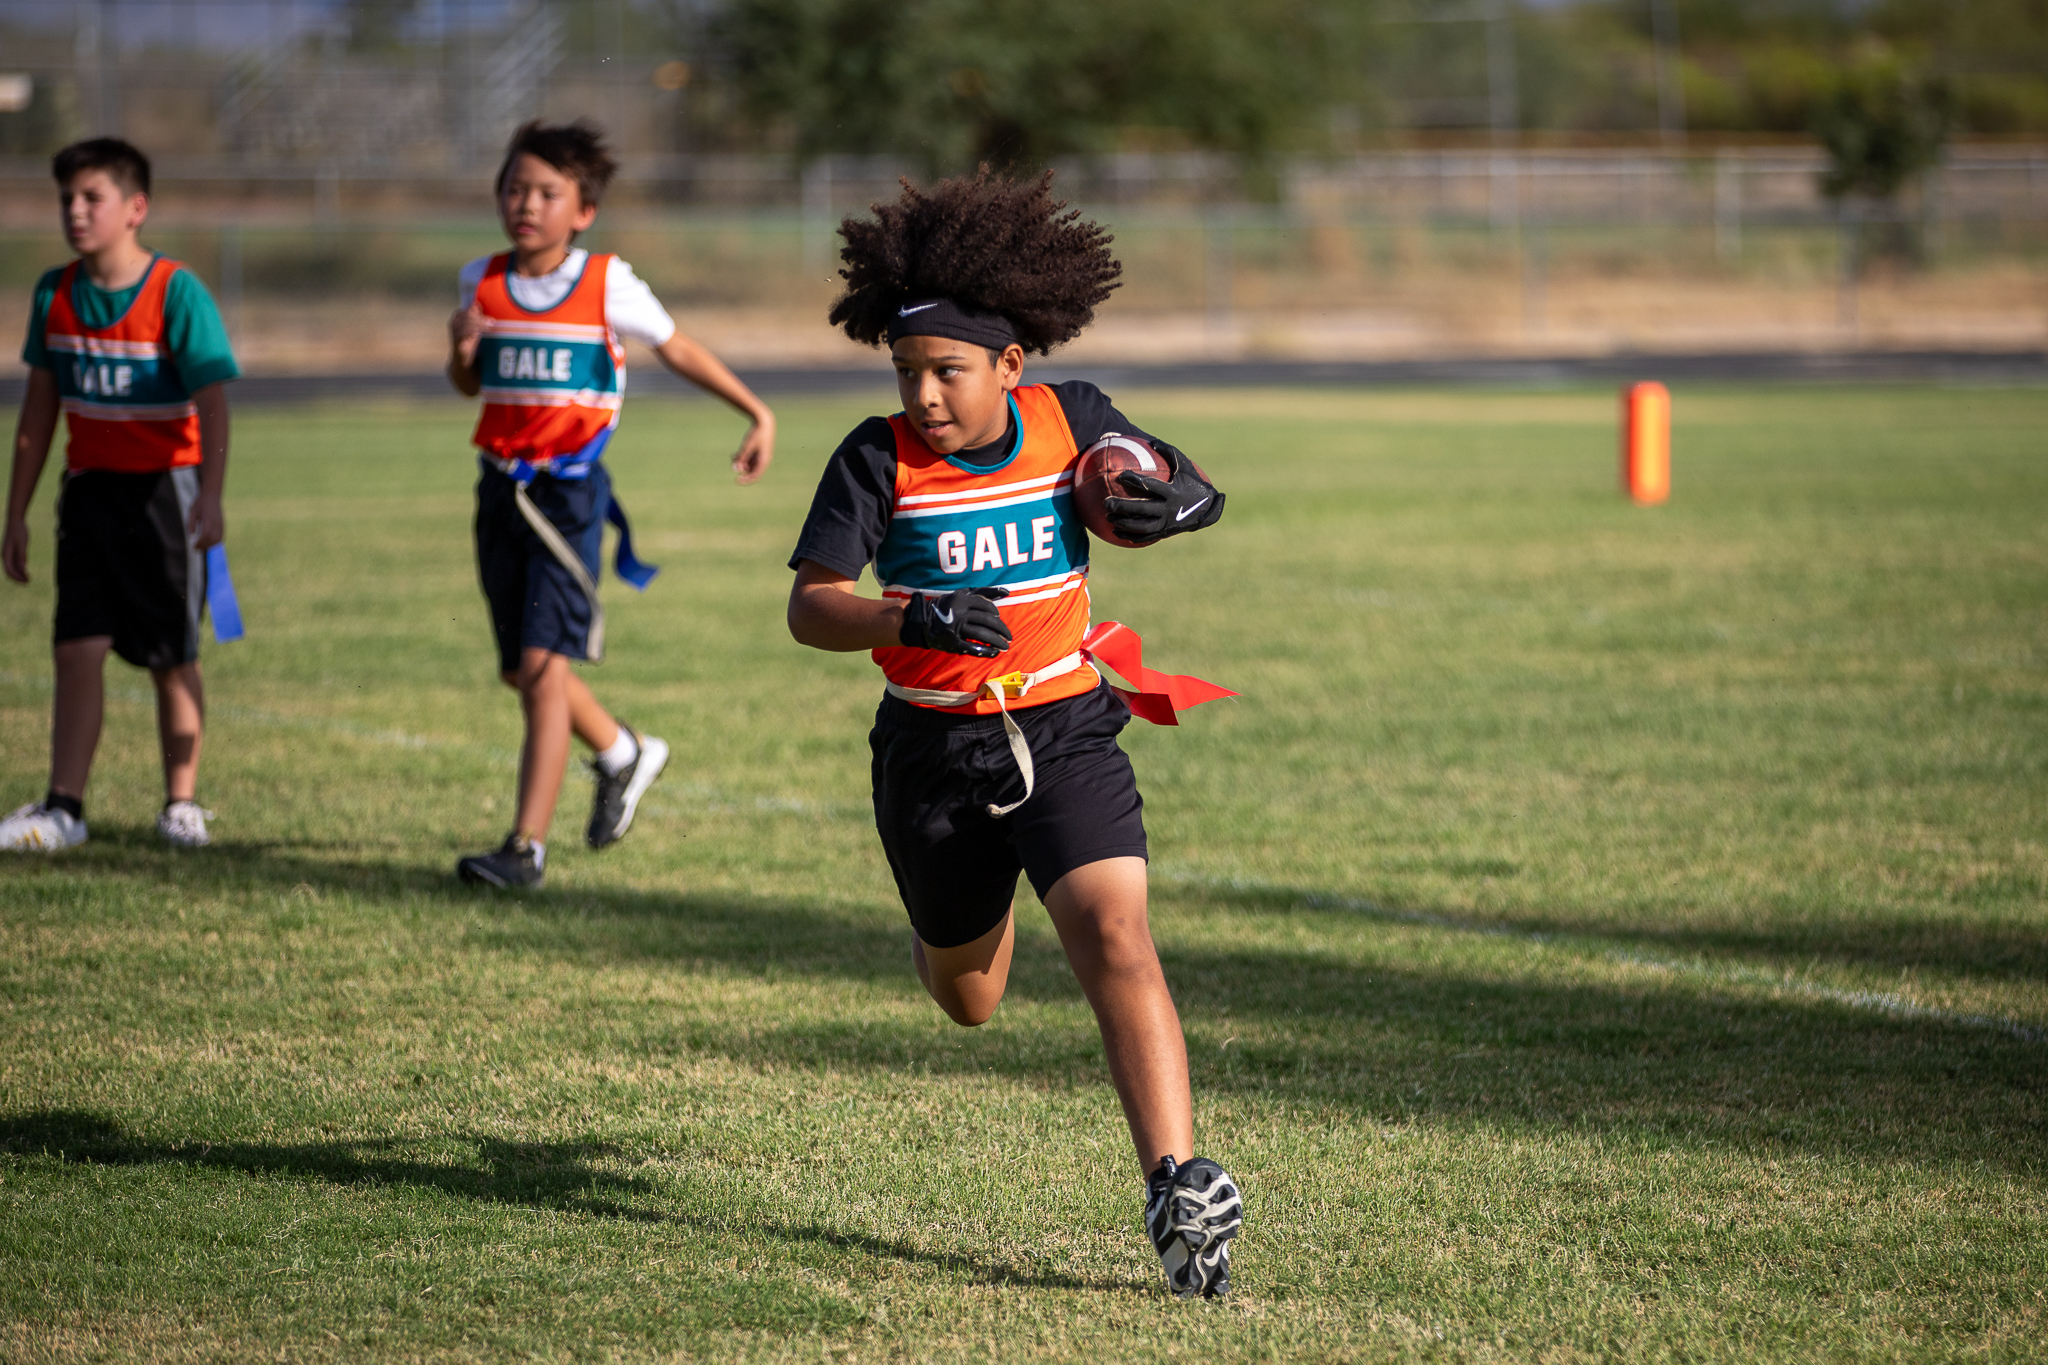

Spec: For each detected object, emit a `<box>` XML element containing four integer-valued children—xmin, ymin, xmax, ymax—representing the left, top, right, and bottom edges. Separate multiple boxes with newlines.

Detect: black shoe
<box><xmin>587</xmin><ymin>727</ymin><xmax>669</xmax><ymax>849</ymax></box>
<box><xmin>457</xmin><ymin>832</ymin><xmax>545</xmax><ymax>888</ymax></box>
<box><xmin>1145</xmin><ymin>1155</ymin><xmax>1243</xmax><ymax>1299</ymax></box>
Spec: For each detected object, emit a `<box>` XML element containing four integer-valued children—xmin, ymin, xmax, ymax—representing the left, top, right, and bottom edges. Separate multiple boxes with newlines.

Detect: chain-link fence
<box><xmin>2</xmin><ymin>2</ymin><xmax>2044</xmax><ymax>366</ymax></box>
<box><xmin>3</xmin><ymin>147</ymin><xmax>2041</xmax><ymax>317</ymax></box>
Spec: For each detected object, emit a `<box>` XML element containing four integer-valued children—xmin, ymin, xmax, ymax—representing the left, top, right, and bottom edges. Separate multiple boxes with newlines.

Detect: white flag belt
<box><xmin>883</xmin><ymin>650</ymin><xmax>1088</xmax><ymax>818</ymax></box>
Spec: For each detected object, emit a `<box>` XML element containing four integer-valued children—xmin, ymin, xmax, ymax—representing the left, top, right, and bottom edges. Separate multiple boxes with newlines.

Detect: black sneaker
<box><xmin>587</xmin><ymin>727</ymin><xmax>669</xmax><ymax>849</ymax></box>
<box><xmin>457</xmin><ymin>832</ymin><xmax>545</xmax><ymax>888</ymax></box>
<box><xmin>1145</xmin><ymin>1155</ymin><xmax>1243</xmax><ymax>1299</ymax></box>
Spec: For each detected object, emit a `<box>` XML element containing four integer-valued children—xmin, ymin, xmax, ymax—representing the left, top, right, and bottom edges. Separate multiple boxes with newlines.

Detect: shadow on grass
<box><xmin>11</xmin><ymin>841</ymin><xmax>2047</xmax><ymax>1174</ymax></box>
<box><xmin>1169</xmin><ymin>877</ymin><xmax>2048</xmax><ymax>986</ymax></box>
<box><xmin>0</xmin><ymin>1110</ymin><xmax>1119</xmax><ymax>1294</ymax></box>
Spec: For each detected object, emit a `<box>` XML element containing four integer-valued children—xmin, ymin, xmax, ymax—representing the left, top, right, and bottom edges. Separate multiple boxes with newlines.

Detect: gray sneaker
<box><xmin>457</xmin><ymin>831</ymin><xmax>545</xmax><ymax>888</ymax></box>
<box><xmin>586</xmin><ymin>728</ymin><xmax>669</xmax><ymax>849</ymax></box>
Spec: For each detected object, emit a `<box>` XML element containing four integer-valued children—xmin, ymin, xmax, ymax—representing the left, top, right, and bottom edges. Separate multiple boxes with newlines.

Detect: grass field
<box><xmin>2</xmin><ymin>383</ymin><xmax>2044</xmax><ymax>1362</ymax></box>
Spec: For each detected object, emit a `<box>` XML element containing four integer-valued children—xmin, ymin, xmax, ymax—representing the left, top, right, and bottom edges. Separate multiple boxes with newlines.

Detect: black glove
<box><xmin>900</xmin><ymin>587</ymin><xmax>1011</xmax><ymax>657</ymax></box>
<box><xmin>1103</xmin><ymin>441</ymin><xmax>1225</xmax><ymax>544</ymax></box>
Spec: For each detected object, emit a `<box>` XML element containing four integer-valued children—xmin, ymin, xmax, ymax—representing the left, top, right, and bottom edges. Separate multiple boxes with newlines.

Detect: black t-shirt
<box><xmin>787</xmin><ymin>380</ymin><xmax>1157</xmax><ymax>580</ymax></box>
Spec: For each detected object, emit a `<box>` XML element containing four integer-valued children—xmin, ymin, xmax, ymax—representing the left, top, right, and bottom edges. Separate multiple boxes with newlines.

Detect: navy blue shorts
<box><xmin>870</xmin><ymin>681</ymin><xmax>1149</xmax><ymax>949</ymax></box>
<box><xmin>475</xmin><ymin>462</ymin><xmax>607</xmax><ymax>676</ymax></box>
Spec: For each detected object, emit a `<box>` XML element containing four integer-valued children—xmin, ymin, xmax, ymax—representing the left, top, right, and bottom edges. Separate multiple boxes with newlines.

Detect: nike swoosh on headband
<box><xmin>1175</xmin><ymin>496</ymin><xmax>1212</xmax><ymax>522</ymax></box>
<box><xmin>898</xmin><ymin>302</ymin><xmax>942</xmax><ymax>316</ymax></box>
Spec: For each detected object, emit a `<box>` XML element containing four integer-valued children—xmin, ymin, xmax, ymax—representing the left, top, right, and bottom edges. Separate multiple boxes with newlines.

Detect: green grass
<box><xmin>2</xmin><ymin>383</ymin><xmax>2044</xmax><ymax>1362</ymax></box>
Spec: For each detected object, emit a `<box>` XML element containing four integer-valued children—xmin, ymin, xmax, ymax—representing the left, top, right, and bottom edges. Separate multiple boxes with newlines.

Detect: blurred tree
<box><xmin>1551</xmin><ymin>0</ymin><xmax>2048</xmax><ymax>134</ymax></box>
<box><xmin>1812</xmin><ymin>54</ymin><xmax>1951</xmax><ymax>201</ymax></box>
<box><xmin>715</xmin><ymin>0</ymin><xmax>1374</xmax><ymax>170</ymax></box>
<box><xmin>1736</xmin><ymin>43</ymin><xmax>1841</xmax><ymax>130</ymax></box>
<box><xmin>695</xmin><ymin>0</ymin><xmax>2048</xmax><ymax>151</ymax></box>
<box><xmin>1653</xmin><ymin>0</ymin><xmax>1856</xmax><ymax>44</ymax></box>
<box><xmin>343</xmin><ymin>0</ymin><xmax>423</xmax><ymax>53</ymax></box>
<box><xmin>1872</xmin><ymin>0</ymin><xmax>2048</xmax><ymax>132</ymax></box>
<box><xmin>1811</xmin><ymin>50</ymin><xmax>1951</xmax><ymax>274</ymax></box>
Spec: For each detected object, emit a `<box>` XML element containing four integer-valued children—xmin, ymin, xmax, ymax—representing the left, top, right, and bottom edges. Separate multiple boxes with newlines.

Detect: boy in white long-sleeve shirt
<box><xmin>445</xmin><ymin>119</ymin><xmax>776</xmax><ymax>888</ymax></box>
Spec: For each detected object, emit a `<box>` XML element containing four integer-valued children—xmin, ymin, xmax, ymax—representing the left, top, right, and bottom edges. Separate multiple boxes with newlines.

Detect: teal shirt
<box><xmin>21</xmin><ymin>257</ymin><xmax>241</xmax><ymax>392</ymax></box>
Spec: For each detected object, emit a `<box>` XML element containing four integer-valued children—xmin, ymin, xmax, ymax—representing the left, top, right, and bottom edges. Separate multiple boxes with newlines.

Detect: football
<box><xmin>1071</xmin><ymin>433</ymin><xmax>1174</xmax><ymax>549</ymax></box>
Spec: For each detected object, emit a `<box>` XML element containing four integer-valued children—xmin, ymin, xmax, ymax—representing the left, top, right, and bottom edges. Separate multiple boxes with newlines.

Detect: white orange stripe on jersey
<box><xmin>45</xmin><ymin>334</ymin><xmax>164</xmax><ymax>359</ymax></box>
<box><xmin>478</xmin><ymin>386</ymin><xmax>626</xmax><ymax>410</ymax></box>
<box><xmin>481</xmin><ymin>319</ymin><xmax>613</xmax><ymax>344</ymax></box>
<box><xmin>61</xmin><ymin>398</ymin><xmax>199</xmax><ymax>421</ymax></box>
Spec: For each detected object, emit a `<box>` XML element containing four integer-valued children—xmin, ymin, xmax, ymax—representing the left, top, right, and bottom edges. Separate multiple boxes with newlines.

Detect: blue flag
<box><xmin>606</xmin><ymin>495</ymin><xmax>660</xmax><ymax>591</ymax></box>
<box><xmin>206</xmin><ymin>543</ymin><xmax>245</xmax><ymax>642</ymax></box>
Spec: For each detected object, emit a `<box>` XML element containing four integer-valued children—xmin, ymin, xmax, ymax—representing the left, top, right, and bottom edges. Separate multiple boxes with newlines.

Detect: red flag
<box><xmin>1080</xmin><ymin>621</ymin><xmax>1237</xmax><ymax>727</ymax></box>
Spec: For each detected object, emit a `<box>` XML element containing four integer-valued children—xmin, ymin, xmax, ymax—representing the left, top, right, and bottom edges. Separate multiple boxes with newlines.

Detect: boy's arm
<box><xmin>1101</xmin><ymin>443</ymin><xmax>1224</xmax><ymax>544</ymax></box>
<box><xmin>652</xmin><ymin>331</ymin><xmax>776</xmax><ymax>485</ymax></box>
<box><xmin>788</xmin><ymin>560</ymin><xmax>902</xmax><ymax>651</ymax></box>
<box><xmin>187</xmin><ymin>382</ymin><xmax>229</xmax><ymax>552</ymax></box>
<box><xmin>787</xmin><ymin>561</ymin><xmax>1010</xmax><ymax>658</ymax></box>
<box><xmin>1056</xmin><ymin>380</ymin><xmax>1223</xmax><ymax>544</ymax></box>
<box><xmin>447</xmin><ymin>303</ymin><xmax>486</xmax><ymax>397</ymax></box>
<box><xmin>3</xmin><ymin>367</ymin><xmax>60</xmax><ymax>584</ymax></box>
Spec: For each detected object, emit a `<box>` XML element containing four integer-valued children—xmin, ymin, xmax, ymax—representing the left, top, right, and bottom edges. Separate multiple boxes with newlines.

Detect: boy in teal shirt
<box><xmin>2</xmin><ymin>138</ymin><xmax>240</xmax><ymax>851</ymax></box>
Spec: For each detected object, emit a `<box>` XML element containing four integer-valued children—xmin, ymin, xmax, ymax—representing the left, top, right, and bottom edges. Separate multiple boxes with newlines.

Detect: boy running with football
<box><xmin>446</xmin><ymin>121</ymin><xmax>775</xmax><ymax>887</ymax></box>
<box><xmin>3</xmin><ymin>138</ymin><xmax>239</xmax><ymax>852</ymax></box>
<box><xmin>785</xmin><ymin>169</ymin><xmax>1243</xmax><ymax>1297</ymax></box>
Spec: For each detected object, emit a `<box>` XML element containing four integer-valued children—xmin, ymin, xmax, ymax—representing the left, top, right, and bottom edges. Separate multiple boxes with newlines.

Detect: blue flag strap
<box><xmin>480</xmin><ymin>448</ymin><xmax>656</xmax><ymax>592</ymax></box>
<box><xmin>205</xmin><ymin>543</ymin><xmax>245</xmax><ymax>643</ymax></box>
<box><xmin>606</xmin><ymin>495</ymin><xmax>659</xmax><ymax>591</ymax></box>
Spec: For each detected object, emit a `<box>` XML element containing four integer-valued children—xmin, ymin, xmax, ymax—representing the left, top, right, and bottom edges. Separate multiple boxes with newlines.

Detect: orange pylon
<box><xmin>1622</xmin><ymin>382</ymin><xmax>1671</xmax><ymax>505</ymax></box>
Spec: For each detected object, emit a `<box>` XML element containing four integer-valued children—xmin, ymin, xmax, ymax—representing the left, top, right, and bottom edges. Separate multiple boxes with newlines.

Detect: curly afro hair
<box><xmin>829</xmin><ymin>167</ymin><xmax>1121</xmax><ymax>355</ymax></box>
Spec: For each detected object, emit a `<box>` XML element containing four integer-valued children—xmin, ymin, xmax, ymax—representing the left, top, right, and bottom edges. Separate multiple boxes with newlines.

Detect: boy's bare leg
<box><xmin>510</xmin><ymin>648</ymin><xmax>575</xmax><ymax>841</ymax></box>
<box><xmin>564</xmin><ymin>671</ymin><xmax>621</xmax><ymax>752</ymax></box>
<box><xmin>1043</xmin><ymin>856</ymin><xmax>1194</xmax><ymax>1175</ymax></box>
<box><xmin>151</xmin><ymin>661</ymin><xmax>204</xmax><ymax>803</ymax></box>
<box><xmin>499</xmin><ymin>665</ymin><xmax>621</xmax><ymax>756</ymax></box>
<box><xmin>914</xmin><ymin>909</ymin><xmax>1017</xmax><ymax>1026</ymax></box>
<box><xmin>50</xmin><ymin>636</ymin><xmax>112</xmax><ymax>801</ymax></box>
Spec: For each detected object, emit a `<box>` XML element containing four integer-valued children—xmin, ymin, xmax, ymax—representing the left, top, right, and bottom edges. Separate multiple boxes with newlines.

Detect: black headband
<box><xmin>884</xmin><ymin>298</ymin><xmax>1019</xmax><ymax>350</ymax></box>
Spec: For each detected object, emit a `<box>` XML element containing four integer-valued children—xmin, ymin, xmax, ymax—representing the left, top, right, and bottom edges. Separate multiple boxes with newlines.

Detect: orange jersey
<box><xmin>871</xmin><ymin>384</ymin><xmax>1100</xmax><ymax>714</ymax></box>
<box><xmin>45</xmin><ymin>257</ymin><xmax>201</xmax><ymax>473</ymax></box>
<box><xmin>470</xmin><ymin>252</ymin><xmax>625</xmax><ymax>467</ymax></box>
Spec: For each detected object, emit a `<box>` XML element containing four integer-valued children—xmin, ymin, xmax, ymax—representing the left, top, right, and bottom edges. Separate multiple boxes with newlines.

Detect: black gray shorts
<box><xmin>475</xmin><ymin>461</ymin><xmax>608</xmax><ymax>676</ymax></box>
<box><xmin>53</xmin><ymin>467</ymin><xmax>205</xmax><ymax>670</ymax></box>
<box><xmin>870</xmin><ymin>680</ymin><xmax>1149</xmax><ymax>949</ymax></box>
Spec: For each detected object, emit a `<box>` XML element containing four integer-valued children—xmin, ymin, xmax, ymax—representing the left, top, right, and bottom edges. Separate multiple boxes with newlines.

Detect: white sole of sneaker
<box><xmin>3</xmin><ymin>831</ymin><xmax>86</xmax><ymax>852</ymax></box>
<box><xmin>610</xmin><ymin>734</ymin><xmax>670</xmax><ymax>842</ymax></box>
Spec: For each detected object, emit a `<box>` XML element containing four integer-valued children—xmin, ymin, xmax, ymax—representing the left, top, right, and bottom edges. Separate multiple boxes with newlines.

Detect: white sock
<box><xmin>595</xmin><ymin>728</ymin><xmax>639</xmax><ymax>776</ymax></box>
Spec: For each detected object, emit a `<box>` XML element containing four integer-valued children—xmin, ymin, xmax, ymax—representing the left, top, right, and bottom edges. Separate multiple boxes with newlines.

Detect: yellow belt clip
<box><xmin>989</xmin><ymin>671</ymin><xmax>1032</xmax><ymax>701</ymax></box>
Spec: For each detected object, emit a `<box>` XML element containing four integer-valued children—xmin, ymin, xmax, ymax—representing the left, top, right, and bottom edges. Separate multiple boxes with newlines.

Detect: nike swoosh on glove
<box><xmin>1103</xmin><ymin>441</ymin><xmax>1226</xmax><ymax>544</ymax></box>
<box><xmin>900</xmin><ymin>587</ymin><xmax>1012</xmax><ymax>657</ymax></box>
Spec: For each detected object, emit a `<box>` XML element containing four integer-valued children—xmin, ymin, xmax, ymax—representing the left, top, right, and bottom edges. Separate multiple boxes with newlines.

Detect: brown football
<box><xmin>1071</xmin><ymin>433</ymin><xmax>1176</xmax><ymax>549</ymax></box>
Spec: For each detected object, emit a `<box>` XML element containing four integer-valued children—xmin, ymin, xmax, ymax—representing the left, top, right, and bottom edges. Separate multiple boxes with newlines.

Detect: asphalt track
<box><xmin>4</xmin><ymin>349</ymin><xmax>2042</xmax><ymax>407</ymax></box>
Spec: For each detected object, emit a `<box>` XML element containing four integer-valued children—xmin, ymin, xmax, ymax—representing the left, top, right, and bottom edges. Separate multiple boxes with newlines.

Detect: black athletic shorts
<box><xmin>475</xmin><ymin>461</ymin><xmax>608</xmax><ymax>676</ymax></box>
<box><xmin>53</xmin><ymin>467</ymin><xmax>205</xmax><ymax>670</ymax></box>
<box><xmin>870</xmin><ymin>680</ymin><xmax>1149</xmax><ymax>949</ymax></box>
